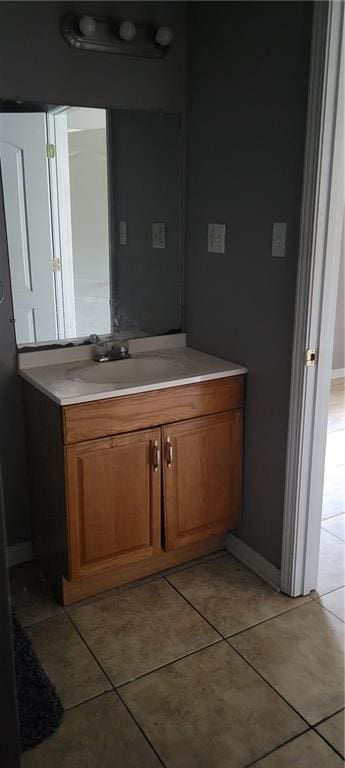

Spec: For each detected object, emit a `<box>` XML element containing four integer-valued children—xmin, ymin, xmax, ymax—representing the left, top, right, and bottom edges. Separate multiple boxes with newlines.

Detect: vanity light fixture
<box><xmin>61</xmin><ymin>14</ymin><xmax>173</xmax><ymax>58</ymax></box>
<box><xmin>155</xmin><ymin>26</ymin><xmax>173</xmax><ymax>47</ymax></box>
<box><xmin>118</xmin><ymin>21</ymin><xmax>137</xmax><ymax>43</ymax></box>
<box><xmin>78</xmin><ymin>14</ymin><xmax>96</xmax><ymax>37</ymax></box>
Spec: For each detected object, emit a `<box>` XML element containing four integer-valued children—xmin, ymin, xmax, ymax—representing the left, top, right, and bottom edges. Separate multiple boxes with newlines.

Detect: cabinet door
<box><xmin>66</xmin><ymin>428</ymin><xmax>161</xmax><ymax>578</ymax></box>
<box><xmin>162</xmin><ymin>411</ymin><xmax>242</xmax><ymax>551</ymax></box>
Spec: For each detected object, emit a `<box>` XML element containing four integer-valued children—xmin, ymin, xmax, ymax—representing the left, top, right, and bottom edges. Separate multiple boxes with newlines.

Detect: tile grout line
<box><xmin>115</xmin><ymin>638</ymin><xmax>225</xmax><ymax>690</ymax></box>
<box><xmin>20</xmin><ymin>548</ymin><xmax>227</xmax><ymax>628</ymax></box>
<box><xmin>322</xmin><ymin>511</ymin><xmax>345</xmax><ymax>521</ymax></box>
<box><xmin>159</xmin><ymin>548</ymin><xmax>227</xmax><ymax>577</ymax></box>
<box><xmin>242</xmin><ymin>725</ymin><xmax>344</xmax><ymax>768</ymax></box>
<box><xmin>228</xmin><ymin>633</ymin><xmax>345</xmax><ymax>745</ymax></box>
<box><xmin>313</xmin><ymin>583</ymin><xmax>345</xmax><ymax>600</ymax></box>
<box><xmin>315</xmin><ymin>604</ymin><xmax>345</xmax><ymax>623</ymax></box>
<box><xmin>312</xmin><ymin>726</ymin><xmax>345</xmax><ymax>761</ymax></box>
<box><xmin>16</xmin><ymin>567</ymin><xmax>344</xmax><ymax>766</ymax></box>
<box><xmin>165</xmin><ymin>569</ymin><xmax>316</xmax><ymax>641</ymax></box>
<box><xmin>164</xmin><ymin>577</ymin><xmax>321</xmax><ymax>734</ymax></box>
<box><xmin>64</xmin><ymin>549</ymin><xmax>228</xmax><ymax>614</ymax></box>
<box><xmin>240</xmin><ymin>729</ymin><xmax>313</xmax><ymax>768</ymax></box>
<box><xmin>312</xmin><ymin>705</ymin><xmax>345</xmax><ymax>728</ymax></box>
<box><xmin>115</xmin><ymin>625</ymin><xmax>342</xmax><ymax>768</ymax></box>
<box><xmin>114</xmin><ymin>691</ymin><xmax>167</xmax><ymax>768</ymax></box>
<box><xmin>223</xmin><ymin>599</ymin><xmax>316</xmax><ymax>641</ymax></box>
<box><xmin>229</xmin><ymin>595</ymin><xmax>344</xmax><ymax>640</ymax></box>
<box><xmin>63</xmin><ymin>688</ymin><xmax>113</xmax><ymax>713</ymax></box>
<box><xmin>65</xmin><ymin>573</ymin><xmax>163</xmax><ymax>613</ymax></box>
<box><xmin>162</xmin><ymin>573</ymin><xmax>225</xmax><ymax>637</ymax></box>
<box><xmin>119</xmin><ymin>631</ymin><xmax>320</xmax><ymax>768</ymax></box>
<box><xmin>66</xmin><ymin>611</ymin><xmax>168</xmax><ymax>768</ymax></box>
<box><xmin>19</xmin><ymin>611</ymin><xmax>65</xmax><ymax>631</ymax></box>
<box><xmin>226</xmin><ymin>640</ymin><xmax>313</xmax><ymax>730</ymax></box>
<box><xmin>320</xmin><ymin>525</ymin><xmax>345</xmax><ymax>544</ymax></box>
<box><xmin>26</xmin><ymin>613</ymin><xmax>344</xmax><ymax>768</ymax></box>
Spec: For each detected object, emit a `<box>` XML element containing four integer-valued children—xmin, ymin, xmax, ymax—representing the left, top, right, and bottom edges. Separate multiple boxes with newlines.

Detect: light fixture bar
<box><xmin>61</xmin><ymin>14</ymin><xmax>172</xmax><ymax>58</ymax></box>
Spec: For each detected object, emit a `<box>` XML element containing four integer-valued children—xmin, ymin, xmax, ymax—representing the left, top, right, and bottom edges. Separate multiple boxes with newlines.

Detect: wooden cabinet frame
<box><xmin>24</xmin><ymin>375</ymin><xmax>245</xmax><ymax>604</ymax></box>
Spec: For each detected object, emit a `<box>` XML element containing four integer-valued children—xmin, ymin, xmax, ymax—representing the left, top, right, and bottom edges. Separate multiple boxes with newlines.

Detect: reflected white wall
<box><xmin>67</xmin><ymin>108</ymin><xmax>110</xmax><ymax>336</ymax></box>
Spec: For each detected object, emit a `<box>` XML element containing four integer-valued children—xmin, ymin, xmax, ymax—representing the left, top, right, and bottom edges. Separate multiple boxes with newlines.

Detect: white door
<box><xmin>0</xmin><ymin>113</ymin><xmax>58</xmax><ymax>344</ymax></box>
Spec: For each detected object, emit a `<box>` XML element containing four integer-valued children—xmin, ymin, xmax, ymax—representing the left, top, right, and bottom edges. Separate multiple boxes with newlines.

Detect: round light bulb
<box><xmin>155</xmin><ymin>26</ymin><xmax>173</xmax><ymax>47</ymax></box>
<box><xmin>118</xmin><ymin>21</ymin><xmax>136</xmax><ymax>42</ymax></box>
<box><xmin>78</xmin><ymin>15</ymin><xmax>96</xmax><ymax>37</ymax></box>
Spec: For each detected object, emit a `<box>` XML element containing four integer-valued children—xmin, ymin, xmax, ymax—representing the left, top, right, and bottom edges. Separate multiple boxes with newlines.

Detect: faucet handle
<box><xmin>119</xmin><ymin>341</ymin><xmax>131</xmax><ymax>359</ymax></box>
<box><xmin>89</xmin><ymin>334</ymin><xmax>100</xmax><ymax>344</ymax></box>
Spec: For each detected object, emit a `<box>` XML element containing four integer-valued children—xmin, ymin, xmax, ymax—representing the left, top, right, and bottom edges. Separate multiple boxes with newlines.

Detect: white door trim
<box><xmin>281</xmin><ymin>1</ymin><xmax>344</xmax><ymax>596</ymax></box>
<box><xmin>47</xmin><ymin>108</ymin><xmax>77</xmax><ymax>339</ymax></box>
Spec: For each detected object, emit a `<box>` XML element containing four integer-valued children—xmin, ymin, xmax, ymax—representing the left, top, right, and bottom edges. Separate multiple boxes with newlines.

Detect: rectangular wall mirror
<box><xmin>0</xmin><ymin>105</ymin><xmax>182</xmax><ymax>347</ymax></box>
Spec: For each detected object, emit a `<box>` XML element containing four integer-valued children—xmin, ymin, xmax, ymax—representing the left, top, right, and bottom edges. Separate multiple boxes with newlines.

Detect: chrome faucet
<box><xmin>88</xmin><ymin>334</ymin><xmax>131</xmax><ymax>362</ymax></box>
<box><xmin>111</xmin><ymin>341</ymin><xmax>131</xmax><ymax>360</ymax></box>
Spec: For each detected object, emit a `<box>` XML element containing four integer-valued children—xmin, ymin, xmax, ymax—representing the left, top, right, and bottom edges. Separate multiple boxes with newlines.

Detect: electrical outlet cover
<box><xmin>119</xmin><ymin>221</ymin><xmax>128</xmax><ymax>246</ymax></box>
<box><xmin>152</xmin><ymin>222</ymin><xmax>166</xmax><ymax>249</ymax></box>
<box><xmin>272</xmin><ymin>222</ymin><xmax>287</xmax><ymax>258</ymax></box>
<box><xmin>208</xmin><ymin>223</ymin><xmax>226</xmax><ymax>253</ymax></box>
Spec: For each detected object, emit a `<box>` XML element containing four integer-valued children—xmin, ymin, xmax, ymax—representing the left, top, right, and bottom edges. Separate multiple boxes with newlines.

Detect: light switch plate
<box><xmin>119</xmin><ymin>221</ymin><xmax>128</xmax><ymax>246</ymax></box>
<box><xmin>152</xmin><ymin>222</ymin><xmax>166</xmax><ymax>249</ymax></box>
<box><xmin>208</xmin><ymin>223</ymin><xmax>226</xmax><ymax>253</ymax></box>
<box><xmin>272</xmin><ymin>222</ymin><xmax>287</xmax><ymax>258</ymax></box>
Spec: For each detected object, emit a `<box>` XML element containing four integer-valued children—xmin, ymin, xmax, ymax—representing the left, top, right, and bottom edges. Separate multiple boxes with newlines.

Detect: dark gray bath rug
<box><xmin>12</xmin><ymin>611</ymin><xmax>63</xmax><ymax>752</ymax></box>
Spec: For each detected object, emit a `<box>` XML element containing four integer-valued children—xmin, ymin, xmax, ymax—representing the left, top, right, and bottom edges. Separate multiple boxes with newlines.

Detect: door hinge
<box><xmin>46</xmin><ymin>143</ymin><xmax>55</xmax><ymax>159</ymax></box>
<box><xmin>52</xmin><ymin>257</ymin><xmax>61</xmax><ymax>272</ymax></box>
<box><xmin>305</xmin><ymin>348</ymin><xmax>317</xmax><ymax>367</ymax></box>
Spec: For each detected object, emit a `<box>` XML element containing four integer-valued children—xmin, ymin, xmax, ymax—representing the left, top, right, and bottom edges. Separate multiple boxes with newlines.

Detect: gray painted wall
<box><xmin>110</xmin><ymin>110</ymin><xmax>181</xmax><ymax>336</ymax></box>
<box><xmin>0</xmin><ymin>1</ymin><xmax>186</xmax><ymax>546</ymax></box>
<box><xmin>332</xmin><ymin>236</ymin><xmax>345</xmax><ymax>371</ymax></box>
<box><xmin>186</xmin><ymin>2</ymin><xmax>312</xmax><ymax>568</ymax></box>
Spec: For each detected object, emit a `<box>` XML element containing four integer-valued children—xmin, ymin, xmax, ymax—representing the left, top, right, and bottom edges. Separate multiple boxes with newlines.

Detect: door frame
<box><xmin>281</xmin><ymin>0</ymin><xmax>344</xmax><ymax>596</ymax></box>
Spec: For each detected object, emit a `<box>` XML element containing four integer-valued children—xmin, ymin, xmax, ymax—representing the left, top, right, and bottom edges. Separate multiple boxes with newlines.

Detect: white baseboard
<box><xmin>331</xmin><ymin>367</ymin><xmax>345</xmax><ymax>379</ymax></box>
<box><xmin>226</xmin><ymin>533</ymin><xmax>281</xmax><ymax>591</ymax></box>
<box><xmin>7</xmin><ymin>541</ymin><xmax>33</xmax><ymax>567</ymax></box>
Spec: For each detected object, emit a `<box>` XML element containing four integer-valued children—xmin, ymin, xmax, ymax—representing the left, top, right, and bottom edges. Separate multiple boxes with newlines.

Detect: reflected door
<box><xmin>0</xmin><ymin>113</ymin><xmax>57</xmax><ymax>344</ymax></box>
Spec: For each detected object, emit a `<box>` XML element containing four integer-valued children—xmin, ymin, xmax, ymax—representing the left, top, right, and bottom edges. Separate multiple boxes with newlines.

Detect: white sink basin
<box><xmin>66</xmin><ymin>356</ymin><xmax>177</xmax><ymax>386</ymax></box>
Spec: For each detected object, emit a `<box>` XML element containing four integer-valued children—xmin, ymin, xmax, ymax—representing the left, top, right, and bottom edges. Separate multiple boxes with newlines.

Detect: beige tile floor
<box><xmin>10</xmin><ymin>379</ymin><xmax>345</xmax><ymax>768</ymax></box>
<box><xmin>319</xmin><ymin>378</ymin><xmax>345</xmax><ymax>602</ymax></box>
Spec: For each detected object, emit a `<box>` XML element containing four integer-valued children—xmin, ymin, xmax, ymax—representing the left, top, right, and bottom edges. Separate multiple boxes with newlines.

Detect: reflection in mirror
<box><xmin>63</xmin><ymin>107</ymin><xmax>110</xmax><ymax>338</ymax></box>
<box><xmin>0</xmin><ymin>106</ymin><xmax>181</xmax><ymax>347</ymax></box>
<box><xmin>109</xmin><ymin>110</ymin><xmax>181</xmax><ymax>340</ymax></box>
<box><xmin>0</xmin><ymin>107</ymin><xmax>110</xmax><ymax>344</ymax></box>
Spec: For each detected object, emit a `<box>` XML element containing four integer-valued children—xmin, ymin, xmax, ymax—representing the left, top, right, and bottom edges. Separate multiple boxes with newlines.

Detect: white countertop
<box><xmin>19</xmin><ymin>341</ymin><xmax>247</xmax><ymax>406</ymax></box>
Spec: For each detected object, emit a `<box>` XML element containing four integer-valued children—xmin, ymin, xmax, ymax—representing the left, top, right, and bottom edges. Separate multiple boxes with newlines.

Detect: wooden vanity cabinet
<box><xmin>24</xmin><ymin>375</ymin><xmax>244</xmax><ymax>604</ymax></box>
<box><xmin>162</xmin><ymin>411</ymin><xmax>242</xmax><ymax>551</ymax></box>
<box><xmin>66</xmin><ymin>428</ymin><xmax>162</xmax><ymax>580</ymax></box>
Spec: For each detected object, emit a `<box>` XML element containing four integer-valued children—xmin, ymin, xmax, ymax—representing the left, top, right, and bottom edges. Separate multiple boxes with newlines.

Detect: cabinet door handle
<box><xmin>152</xmin><ymin>440</ymin><xmax>160</xmax><ymax>472</ymax></box>
<box><xmin>166</xmin><ymin>437</ymin><xmax>173</xmax><ymax>467</ymax></box>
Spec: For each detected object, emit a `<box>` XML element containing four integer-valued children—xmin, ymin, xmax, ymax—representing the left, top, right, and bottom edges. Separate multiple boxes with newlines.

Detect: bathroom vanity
<box><xmin>3</xmin><ymin>103</ymin><xmax>246</xmax><ymax>604</ymax></box>
<box><xmin>20</xmin><ymin>338</ymin><xmax>246</xmax><ymax>604</ymax></box>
